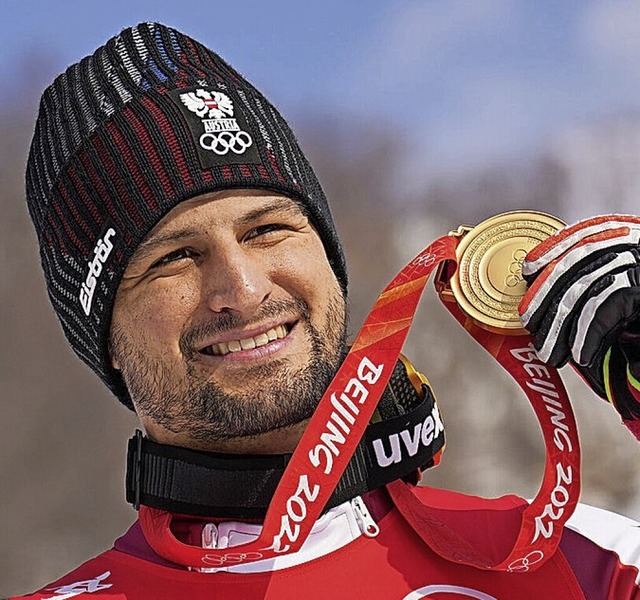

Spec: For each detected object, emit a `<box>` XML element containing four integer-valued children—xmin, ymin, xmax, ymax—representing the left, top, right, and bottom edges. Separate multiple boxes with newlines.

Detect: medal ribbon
<box><xmin>140</xmin><ymin>232</ymin><xmax>580</xmax><ymax>573</ymax></box>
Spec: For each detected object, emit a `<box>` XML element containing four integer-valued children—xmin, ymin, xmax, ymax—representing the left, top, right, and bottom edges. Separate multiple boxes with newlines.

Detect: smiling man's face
<box><xmin>110</xmin><ymin>189</ymin><xmax>347</xmax><ymax>452</ymax></box>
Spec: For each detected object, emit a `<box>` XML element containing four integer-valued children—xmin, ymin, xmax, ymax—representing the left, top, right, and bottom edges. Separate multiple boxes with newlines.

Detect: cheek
<box><xmin>274</xmin><ymin>240</ymin><xmax>341</xmax><ymax>303</ymax></box>
<box><xmin>117</xmin><ymin>280</ymin><xmax>201</xmax><ymax>350</ymax></box>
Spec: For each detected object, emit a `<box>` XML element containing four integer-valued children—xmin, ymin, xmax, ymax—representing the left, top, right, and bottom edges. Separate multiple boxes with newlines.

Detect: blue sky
<box><xmin>4</xmin><ymin>0</ymin><xmax>640</xmax><ymax>174</ymax></box>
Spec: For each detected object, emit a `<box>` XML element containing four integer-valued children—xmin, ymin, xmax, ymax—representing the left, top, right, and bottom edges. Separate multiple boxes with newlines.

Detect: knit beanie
<box><xmin>25</xmin><ymin>22</ymin><xmax>348</xmax><ymax>409</ymax></box>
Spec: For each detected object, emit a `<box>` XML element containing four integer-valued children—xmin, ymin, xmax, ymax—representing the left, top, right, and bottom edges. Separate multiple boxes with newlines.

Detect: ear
<box><xmin>108</xmin><ymin>339</ymin><xmax>121</xmax><ymax>370</ymax></box>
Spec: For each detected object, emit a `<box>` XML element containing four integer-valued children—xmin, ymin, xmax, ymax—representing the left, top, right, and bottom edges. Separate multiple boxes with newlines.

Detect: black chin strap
<box><xmin>125</xmin><ymin>359</ymin><xmax>445</xmax><ymax>519</ymax></box>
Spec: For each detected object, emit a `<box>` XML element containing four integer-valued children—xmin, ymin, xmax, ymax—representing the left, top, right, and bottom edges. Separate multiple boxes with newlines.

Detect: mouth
<box><xmin>199</xmin><ymin>323</ymin><xmax>292</xmax><ymax>357</ymax></box>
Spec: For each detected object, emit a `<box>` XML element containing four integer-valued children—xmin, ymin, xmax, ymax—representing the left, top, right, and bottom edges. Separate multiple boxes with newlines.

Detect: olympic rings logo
<box><xmin>201</xmin><ymin>551</ymin><xmax>264</xmax><ymax>566</ymax></box>
<box><xmin>411</xmin><ymin>252</ymin><xmax>437</xmax><ymax>269</ymax></box>
<box><xmin>505</xmin><ymin>248</ymin><xmax>527</xmax><ymax>288</ymax></box>
<box><xmin>507</xmin><ymin>549</ymin><xmax>544</xmax><ymax>572</ymax></box>
<box><xmin>199</xmin><ymin>130</ymin><xmax>253</xmax><ymax>155</ymax></box>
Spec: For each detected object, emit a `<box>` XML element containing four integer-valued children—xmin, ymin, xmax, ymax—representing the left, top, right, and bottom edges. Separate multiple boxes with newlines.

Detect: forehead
<box><xmin>153</xmin><ymin>189</ymin><xmax>303</xmax><ymax>230</ymax></box>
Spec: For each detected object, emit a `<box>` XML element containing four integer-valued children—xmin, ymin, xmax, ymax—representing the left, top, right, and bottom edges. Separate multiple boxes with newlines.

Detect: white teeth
<box><xmin>254</xmin><ymin>333</ymin><xmax>269</xmax><ymax>346</ymax></box>
<box><xmin>240</xmin><ymin>338</ymin><xmax>256</xmax><ymax>350</ymax></box>
<box><xmin>205</xmin><ymin>326</ymin><xmax>288</xmax><ymax>356</ymax></box>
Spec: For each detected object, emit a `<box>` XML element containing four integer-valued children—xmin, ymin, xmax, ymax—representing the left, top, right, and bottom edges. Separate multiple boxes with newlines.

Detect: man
<box><xmin>13</xmin><ymin>22</ymin><xmax>640</xmax><ymax>599</ymax></box>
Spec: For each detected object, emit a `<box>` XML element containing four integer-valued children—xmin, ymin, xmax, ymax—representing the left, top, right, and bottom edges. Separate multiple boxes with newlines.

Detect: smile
<box><xmin>200</xmin><ymin>325</ymin><xmax>290</xmax><ymax>356</ymax></box>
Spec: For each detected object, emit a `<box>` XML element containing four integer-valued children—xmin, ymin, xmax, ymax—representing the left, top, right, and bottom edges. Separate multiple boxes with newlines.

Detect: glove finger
<box><xmin>572</xmin><ymin>266</ymin><xmax>640</xmax><ymax>366</ymax></box>
<box><xmin>522</xmin><ymin>215</ymin><xmax>640</xmax><ymax>280</ymax></box>
<box><xmin>520</xmin><ymin>249</ymin><xmax>630</xmax><ymax>334</ymax></box>
<box><xmin>524</xmin><ymin>250</ymin><xmax>639</xmax><ymax>365</ymax></box>
<box><xmin>528</xmin><ymin>292</ymin><xmax>572</xmax><ymax>367</ymax></box>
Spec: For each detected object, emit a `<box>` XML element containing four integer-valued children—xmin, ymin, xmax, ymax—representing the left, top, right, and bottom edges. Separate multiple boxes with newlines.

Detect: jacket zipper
<box><xmin>351</xmin><ymin>496</ymin><xmax>380</xmax><ymax>538</ymax></box>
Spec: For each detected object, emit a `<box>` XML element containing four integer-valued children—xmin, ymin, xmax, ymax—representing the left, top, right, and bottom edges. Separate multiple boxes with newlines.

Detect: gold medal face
<box><xmin>449</xmin><ymin>211</ymin><xmax>565</xmax><ymax>333</ymax></box>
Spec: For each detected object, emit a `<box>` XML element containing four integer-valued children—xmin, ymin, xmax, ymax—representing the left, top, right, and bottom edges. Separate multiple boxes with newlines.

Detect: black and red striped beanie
<box><xmin>25</xmin><ymin>22</ymin><xmax>347</xmax><ymax>409</ymax></box>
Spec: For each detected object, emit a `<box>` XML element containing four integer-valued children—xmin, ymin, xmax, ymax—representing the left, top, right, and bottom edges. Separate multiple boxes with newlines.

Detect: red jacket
<box><xmin>12</xmin><ymin>485</ymin><xmax>640</xmax><ymax>600</ymax></box>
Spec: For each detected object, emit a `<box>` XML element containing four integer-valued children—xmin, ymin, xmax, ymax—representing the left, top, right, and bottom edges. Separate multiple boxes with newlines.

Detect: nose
<box><xmin>202</xmin><ymin>247</ymin><xmax>272</xmax><ymax>314</ymax></box>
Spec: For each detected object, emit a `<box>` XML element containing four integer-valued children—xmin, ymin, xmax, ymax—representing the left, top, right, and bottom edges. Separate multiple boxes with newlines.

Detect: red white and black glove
<box><xmin>518</xmin><ymin>215</ymin><xmax>640</xmax><ymax>437</ymax></box>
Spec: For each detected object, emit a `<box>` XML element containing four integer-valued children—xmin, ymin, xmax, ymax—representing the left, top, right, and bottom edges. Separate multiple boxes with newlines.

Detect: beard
<box><xmin>110</xmin><ymin>295</ymin><xmax>347</xmax><ymax>443</ymax></box>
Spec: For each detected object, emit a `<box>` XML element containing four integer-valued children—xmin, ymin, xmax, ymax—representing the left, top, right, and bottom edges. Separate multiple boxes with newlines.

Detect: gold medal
<box><xmin>438</xmin><ymin>211</ymin><xmax>565</xmax><ymax>334</ymax></box>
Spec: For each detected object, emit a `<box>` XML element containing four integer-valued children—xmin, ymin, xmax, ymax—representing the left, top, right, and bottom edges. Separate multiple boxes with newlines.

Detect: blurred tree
<box><xmin>412</xmin><ymin>154</ymin><xmax>567</xmax><ymax>224</ymax></box>
<box><xmin>300</xmin><ymin>115</ymin><xmax>408</xmax><ymax>331</ymax></box>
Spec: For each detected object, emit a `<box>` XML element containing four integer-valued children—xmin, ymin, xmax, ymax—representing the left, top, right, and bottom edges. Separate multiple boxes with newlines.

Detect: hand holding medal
<box><xmin>519</xmin><ymin>215</ymin><xmax>640</xmax><ymax>426</ymax></box>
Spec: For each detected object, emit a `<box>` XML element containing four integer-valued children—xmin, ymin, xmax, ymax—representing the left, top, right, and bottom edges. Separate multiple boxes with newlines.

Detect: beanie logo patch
<box><xmin>168</xmin><ymin>87</ymin><xmax>261</xmax><ymax>169</ymax></box>
<box><xmin>180</xmin><ymin>89</ymin><xmax>234</xmax><ymax>120</ymax></box>
<box><xmin>80</xmin><ymin>228</ymin><xmax>116</xmax><ymax>317</ymax></box>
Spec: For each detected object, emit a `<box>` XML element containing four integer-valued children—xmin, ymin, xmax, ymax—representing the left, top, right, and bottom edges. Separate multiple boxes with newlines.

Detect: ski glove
<box><xmin>518</xmin><ymin>215</ymin><xmax>640</xmax><ymax>427</ymax></box>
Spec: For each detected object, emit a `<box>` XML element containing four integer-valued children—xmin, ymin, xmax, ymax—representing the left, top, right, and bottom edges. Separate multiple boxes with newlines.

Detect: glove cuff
<box><xmin>573</xmin><ymin>358</ymin><xmax>607</xmax><ymax>399</ymax></box>
<box><xmin>603</xmin><ymin>345</ymin><xmax>640</xmax><ymax>420</ymax></box>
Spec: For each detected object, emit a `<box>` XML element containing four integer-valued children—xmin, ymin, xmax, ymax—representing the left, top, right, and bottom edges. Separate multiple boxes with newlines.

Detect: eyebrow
<box><xmin>130</xmin><ymin>229</ymin><xmax>201</xmax><ymax>266</ymax></box>
<box><xmin>130</xmin><ymin>197</ymin><xmax>304</xmax><ymax>265</ymax></box>
<box><xmin>236</xmin><ymin>196</ymin><xmax>304</xmax><ymax>227</ymax></box>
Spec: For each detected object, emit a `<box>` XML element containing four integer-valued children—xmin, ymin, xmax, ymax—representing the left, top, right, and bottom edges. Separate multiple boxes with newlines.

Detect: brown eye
<box><xmin>244</xmin><ymin>223</ymin><xmax>288</xmax><ymax>241</ymax></box>
<box><xmin>151</xmin><ymin>248</ymin><xmax>198</xmax><ymax>268</ymax></box>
